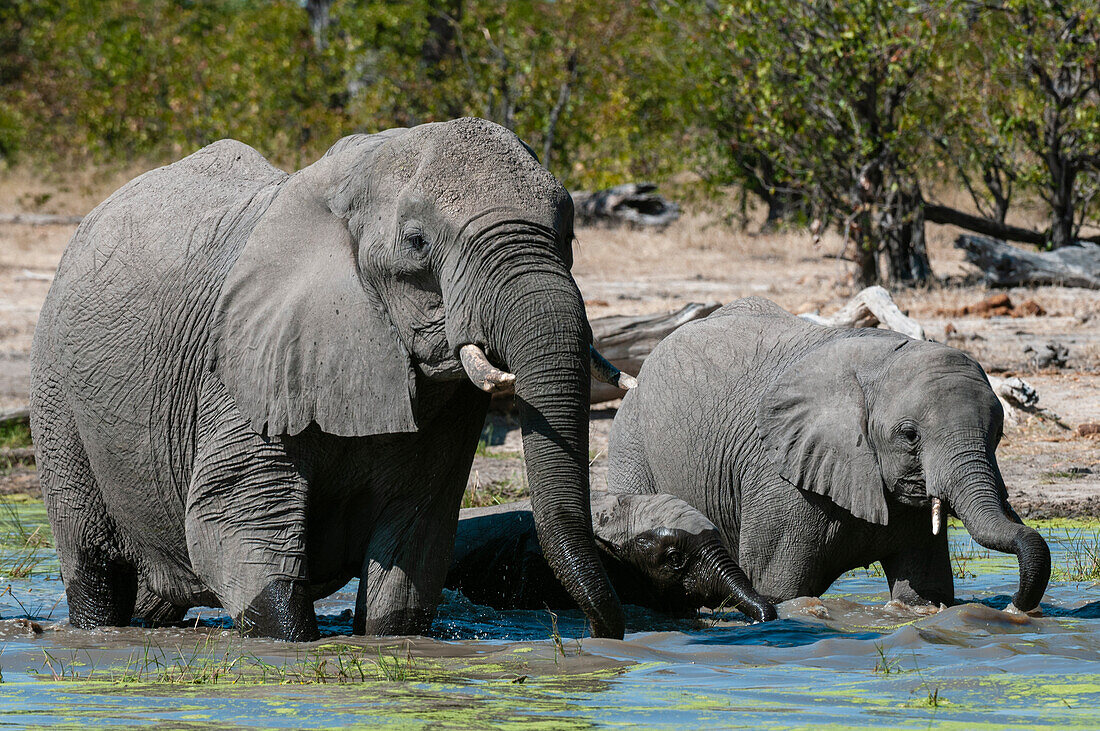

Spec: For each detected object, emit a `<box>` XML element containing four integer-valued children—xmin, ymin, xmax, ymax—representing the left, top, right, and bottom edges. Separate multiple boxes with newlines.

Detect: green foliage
<box><xmin>0</xmin><ymin>0</ymin><xmax>680</xmax><ymax>188</ymax></box>
<box><xmin>932</xmin><ymin>0</ymin><xmax>1100</xmax><ymax>246</ymax></box>
<box><xmin>0</xmin><ymin>421</ymin><xmax>32</xmax><ymax>450</ymax></box>
<box><xmin>1</xmin><ymin>0</ymin><xmax>1096</xmax><ymax>260</ymax></box>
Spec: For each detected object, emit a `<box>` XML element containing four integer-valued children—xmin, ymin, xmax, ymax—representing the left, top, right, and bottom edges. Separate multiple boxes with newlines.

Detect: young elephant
<box><xmin>447</xmin><ymin>493</ymin><xmax>777</xmax><ymax>622</ymax></box>
<box><xmin>608</xmin><ymin>297</ymin><xmax>1051</xmax><ymax>613</ymax></box>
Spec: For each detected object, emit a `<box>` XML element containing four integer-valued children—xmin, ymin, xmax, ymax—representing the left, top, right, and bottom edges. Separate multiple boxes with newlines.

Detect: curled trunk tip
<box><xmin>589</xmin><ymin>345</ymin><xmax>638</xmax><ymax>391</ymax></box>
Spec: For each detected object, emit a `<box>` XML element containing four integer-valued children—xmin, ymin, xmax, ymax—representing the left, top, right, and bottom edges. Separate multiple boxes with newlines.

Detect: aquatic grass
<box><xmin>0</xmin><ymin>501</ymin><xmax>52</xmax><ymax>579</ymax></box>
<box><xmin>547</xmin><ymin>608</ymin><xmax>567</xmax><ymax>662</ymax></box>
<box><xmin>872</xmin><ymin>642</ymin><xmax>902</xmax><ymax>675</ymax></box>
<box><xmin>373</xmin><ymin>644</ymin><xmax>415</xmax><ymax>682</ymax></box>
<box><xmin>29</xmin><ymin>636</ymin><xmax>439</xmax><ymax>686</ymax></box>
<box><xmin>542</xmin><ymin>608</ymin><xmax>583</xmax><ymax>663</ymax></box>
<box><xmin>707</xmin><ymin>594</ymin><xmax>741</xmax><ymax>626</ymax></box>
<box><xmin>1053</xmin><ymin>529</ymin><xmax>1100</xmax><ymax>583</ymax></box>
<box><xmin>908</xmin><ymin>651</ymin><xmax>946</xmax><ymax>711</ymax></box>
<box><xmin>951</xmin><ymin>538</ymin><xmax>991</xmax><ymax>580</ymax></box>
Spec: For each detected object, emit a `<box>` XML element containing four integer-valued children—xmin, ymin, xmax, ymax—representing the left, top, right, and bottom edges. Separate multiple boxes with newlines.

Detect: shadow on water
<box><xmin>2</xmin><ymin>498</ymin><xmax>1100</xmax><ymax>728</ymax></box>
<box><xmin>689</xmin><ymin>618</ymin><xmax>884</xmax><ymax>648</ymax></box>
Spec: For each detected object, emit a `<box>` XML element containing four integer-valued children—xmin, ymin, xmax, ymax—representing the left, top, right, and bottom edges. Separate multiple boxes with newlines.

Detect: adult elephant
<box><xmin>31</xmin><ymin>118</ymin><xmax>626</xmax><ymax>641</ymax></box>
<box><xmin>608</xmin><ymin>298</ymin><xmax>1050</xmax><ymax>613</ymax></box>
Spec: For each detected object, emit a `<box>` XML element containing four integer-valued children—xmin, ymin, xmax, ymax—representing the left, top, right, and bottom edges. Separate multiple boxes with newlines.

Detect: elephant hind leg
<box><xmin>65</xmin><ymin>556</ymin><xmax>139</xmax><ymax>628</ymax></box>
<box><xmin>32</xmin><ymin>384</ymin><xmax>137</xmax><ymax>627</ymax></box>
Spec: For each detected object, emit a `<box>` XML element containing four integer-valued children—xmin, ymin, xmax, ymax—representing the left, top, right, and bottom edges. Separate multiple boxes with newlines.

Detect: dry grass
<box><xmin>0</xmin><ymin>163</ymin><xmax>157</xmax><ymax>218</ymax></box>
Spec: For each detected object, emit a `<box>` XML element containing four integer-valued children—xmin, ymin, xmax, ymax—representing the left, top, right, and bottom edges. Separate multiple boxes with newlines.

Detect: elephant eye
<box><xmin>405</xmin><ymin>232</ymin><xmax>428</xmax><ymax>253</ymax></box>
<box><xmin>402</xmin><ymin>224</ymin><xmax>430</xmax><ymax>255</ymax></box>
<box><xmin>897</xmin><ymin>424</ymin><xmax>920</xmax><ymax>446</ymax></box>
<box><xmin>663</xmin><ymin>548</ymin><xmax>686</xmax><ymax>571</ymax></box>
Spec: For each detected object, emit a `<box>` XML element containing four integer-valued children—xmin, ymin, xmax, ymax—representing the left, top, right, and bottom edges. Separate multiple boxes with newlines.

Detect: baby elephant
<box><xmin>609</xmin><ymin>297</ymin><xmax>1051</xmax><ymax>613</ymax></box>
<box><xmin>447</xmin><ymin>493</ymin><xmax>777</xmax><ymax>623</ymax></box>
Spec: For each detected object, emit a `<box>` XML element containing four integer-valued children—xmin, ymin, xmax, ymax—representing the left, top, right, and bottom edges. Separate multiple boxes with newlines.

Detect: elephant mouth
<box><xmin>891</xmin><ymin>484</ymin><xmax>951</xmax><ymax>535</ymax></box>
<box><xmin>891</xmin><ymin>480</ymin><xmax>931</xmax><ymax>506</ymax></box>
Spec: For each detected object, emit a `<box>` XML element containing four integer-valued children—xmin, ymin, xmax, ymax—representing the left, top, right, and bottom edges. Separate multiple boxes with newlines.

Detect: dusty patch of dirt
<box><xmin>0</xmin><ymin>172</ymin><xmax>1096</xmax><ymax>514</ymax></box>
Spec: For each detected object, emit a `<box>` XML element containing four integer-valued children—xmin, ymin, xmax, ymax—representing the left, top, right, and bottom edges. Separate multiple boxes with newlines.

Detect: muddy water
<box><xmin>1</xmin><ymin>497</ymin><xmax>1098</xmax><ymax>728</ymax></box>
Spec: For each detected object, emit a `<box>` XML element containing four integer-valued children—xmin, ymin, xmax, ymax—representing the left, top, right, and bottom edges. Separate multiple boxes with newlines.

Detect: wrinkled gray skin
<box><xmin>30</xmin><ymin>118</ymin><xmax>623</xmax><ymax>641</ymax></box>
<box><xmin>448</xmin><ymin>494</ymin><xmax>777</xmax><ymax>622</ymax></box>
<box><xmin>608</xmin><ymin>298</ymin><xmax>1051</xmax><ymax>612</ymax></box>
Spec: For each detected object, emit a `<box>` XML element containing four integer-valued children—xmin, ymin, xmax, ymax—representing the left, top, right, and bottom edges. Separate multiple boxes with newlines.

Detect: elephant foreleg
<box><xmin>353</xmin><ymin>513</ymin><xmax>457</xmax><ymax>636</ymax></box>
<box><xmin>880</xmin><ymin>528</ymin><xmax>954</xmax><ymax>607</ymax></box>
<box><xmin>186</xmin><ymin>390</ymin><xmax>318</xmax><ymax>641</ymax></box>
<box><xmin>353</xmin><ymin>383</ymin><xmax>486</xmax><ymax>636</ymax></box>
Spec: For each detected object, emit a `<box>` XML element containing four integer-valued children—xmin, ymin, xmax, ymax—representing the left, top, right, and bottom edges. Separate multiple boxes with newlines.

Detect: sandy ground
<box><xmin>0</xmin><ymin>172</ymin><xmax>1097</xmax><ymax>516</ymax></box>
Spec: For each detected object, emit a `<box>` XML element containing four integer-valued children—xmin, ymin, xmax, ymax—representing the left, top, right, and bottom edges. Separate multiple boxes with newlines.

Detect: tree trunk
<box><xmin>1044</xmin><ymin>103</ymin><xmax>1078</xmax><ymax>250</ymax></box>
<box><xmin>881</xmin><ymin>186</ymin><xmax>932</xmax><ymax>284</ymax></box>
<box><xmin>855</xmin><ymin>223</ymin><xmax>878</xmax><ymax>287</ymax></box>
<box><xmin>541</xmin><ymin>51</ymin><xmax>578</xmax><ymax>170</ymax></box>
<box><xmin>304</xmin><ymin>0</ymin><xmax>333</xmax><ymax>52</ymax></box>
<box><xmin>955</xmin><ymin>235</ymin><xmax>1100</xmax><ymax>288</ymax></box>
<box><xmin>1048</xmin><ymin>159</ymin><xmax>1078</xmax><ymax>249</ymax></box>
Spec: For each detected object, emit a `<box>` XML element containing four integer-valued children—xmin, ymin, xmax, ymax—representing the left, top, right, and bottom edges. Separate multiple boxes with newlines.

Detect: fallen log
<box><xmin>925</xmin><ymin>203</ymin><xmax>1100</xmax><ymax>247</ymax></box>
<box><xmin>0</xmin><ymin>447</ymin><xmax>35</xmax><ymax>464</ymax></box>
<box><xmin>956</xmin><ymin>235</ymin><xmax>1100</xmax><ymax>289</ymax></box>
<box><xmin>0</xmin><ymin>407</ymin><xmax>29</xmax><ymax>429</ymax></box>
<box><xmin>572</xmin><ymin>183</ymin><xmax>680</xmax><ymax>228</ymax></box>
<box><xmin>588</xmin><ymin>302</ymin><xmax>720</xmax><ymax>403</ymax></box>
<box><xmin>0</xmin><ymin>212</ymin><xmax>84</xmax><ymax>226</ymax></box>
<box><xmin>798</xmin><ymin>286</ymin><xmax>926</xmax><ymax>340</ymax></box>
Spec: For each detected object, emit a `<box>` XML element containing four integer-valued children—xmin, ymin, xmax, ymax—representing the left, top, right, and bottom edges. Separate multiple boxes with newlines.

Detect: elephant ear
<box><xmin>757</xmin><ymin>334</ymin><xmax>901</xmax><ymax>525</ymax></box>
<box><xmin>210</xmin><ymin>177</ymin><xmax>417</xmax><ymax>438</ymax></box>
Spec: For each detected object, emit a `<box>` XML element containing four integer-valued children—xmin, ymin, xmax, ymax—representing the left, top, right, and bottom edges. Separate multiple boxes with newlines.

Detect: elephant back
<box><xmin>40</xmin><ymin>140</ymin><xmax>286</xmax><ymax>365</ymax></box>
<box><xmin>32</xmin><ymin>140</ymin><xmax>289</xmax><ymax>528</ymax></box>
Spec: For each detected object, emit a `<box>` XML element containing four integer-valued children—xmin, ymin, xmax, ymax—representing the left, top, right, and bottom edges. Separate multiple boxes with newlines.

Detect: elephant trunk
<box><xmin>932</xmin><ymin>440</ymin><xmax>1050</xmax><ymax>612</ymax></box>
<box><xmin>489</xmin><ymin>270</ymin><xmax>624</xmax><ymax>639</ymax></box>
<box><xmin>698</xmin><ymin>539</ymin><xmax>777</xmax><ymax>623</ymax></box>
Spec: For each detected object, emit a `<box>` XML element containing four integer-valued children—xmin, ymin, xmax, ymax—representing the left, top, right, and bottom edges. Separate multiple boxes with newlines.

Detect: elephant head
<box><xmin>758</xmin><ymin>332</ymin><xmax>1050</xmax><ymax>612</ymax></box>
<box><xmin>591</xmin><ymin>493</ymin><xmax>777</xmax><ymax>622</ymax></box>
<box><xmin>209</xmin><ymin>118</ymin><xmax>623</xmax><ymax>638</ymax></box>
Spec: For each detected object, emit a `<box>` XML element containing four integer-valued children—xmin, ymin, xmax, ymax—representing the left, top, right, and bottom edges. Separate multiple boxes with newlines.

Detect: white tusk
<box><xmin>931</xmin><ymin>498</ymin><xmax>943</xmax><ymax>536</ymax></box>
<box><xmin>459</xmin><ymin>344</ymin><xmax>516</xmax><ymax>394</ymax></box>
<box><xmin>590</xmin><ymin>345</ymin><xmax>638</xmax><ymax>391</ymax></box>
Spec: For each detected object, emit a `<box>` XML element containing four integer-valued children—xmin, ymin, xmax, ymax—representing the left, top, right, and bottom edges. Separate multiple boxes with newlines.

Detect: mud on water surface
<box><xmin>2</xmin><ymin>497</ymin><xmax>1100</xmax><ymax>728</ymax></box>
